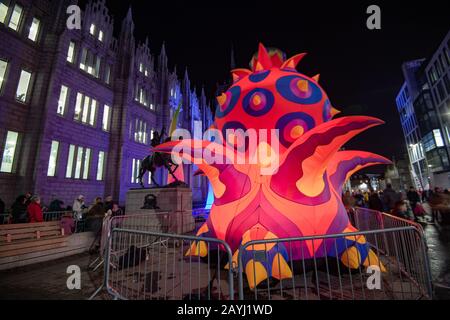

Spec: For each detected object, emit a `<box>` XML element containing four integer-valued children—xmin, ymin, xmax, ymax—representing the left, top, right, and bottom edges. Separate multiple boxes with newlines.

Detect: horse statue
<box><xmin>137</xmin><ymin>127</ymin><xmax>180</xmax><ymax>188</ymax></box>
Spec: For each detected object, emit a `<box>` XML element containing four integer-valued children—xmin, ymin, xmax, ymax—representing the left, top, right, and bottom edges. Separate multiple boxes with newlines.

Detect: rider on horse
<box><xmin>137</xmin><ymin>127</ymin><xmax>180</xmax><ymax>187</ymax></box>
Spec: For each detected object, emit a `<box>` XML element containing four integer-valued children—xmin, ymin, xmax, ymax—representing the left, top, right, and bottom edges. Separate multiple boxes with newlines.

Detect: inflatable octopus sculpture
<box><xmin>155</xmin><ymin>44</ymin><xmax>390</xmax><ymax>289</ymax></box>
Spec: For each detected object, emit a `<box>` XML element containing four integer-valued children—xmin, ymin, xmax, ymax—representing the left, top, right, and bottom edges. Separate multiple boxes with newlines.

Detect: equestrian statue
<box><xmin>137</xmin><ymin>127</ymin><xmax>180</xmax><ymax>187</ymax></box>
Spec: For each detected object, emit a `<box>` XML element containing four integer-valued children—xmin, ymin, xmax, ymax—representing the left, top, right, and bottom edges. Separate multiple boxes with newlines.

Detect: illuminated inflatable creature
<box><xmin>155</xmin><ymin>44</ymin><xmax>390</xmax><ymax>289</ymax></box>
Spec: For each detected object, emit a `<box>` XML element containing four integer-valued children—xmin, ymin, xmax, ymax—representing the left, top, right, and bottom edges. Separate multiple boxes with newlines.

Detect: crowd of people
<box><xmin>0</xmin><ymin>193</ymin><xmax>123</xmax><ymax>228</ymax></box>
<box><xmin>343</xmin><ymin>184</ymin><xmax>450</xmax><ymax>223</ymax></box>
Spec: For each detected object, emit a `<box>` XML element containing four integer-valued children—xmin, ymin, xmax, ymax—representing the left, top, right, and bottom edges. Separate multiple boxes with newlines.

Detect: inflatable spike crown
<box><xmin>155</xmin><ymin>43</ymin><xmax>391</xmax><ymax>289</ymax></box>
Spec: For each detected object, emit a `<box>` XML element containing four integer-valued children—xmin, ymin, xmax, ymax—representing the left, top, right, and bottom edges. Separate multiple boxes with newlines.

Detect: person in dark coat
<box><xmin>49</xmin><ymin>195</ymin><xmax>65</xmax><ymax>212</ymax></box>
<box><xmin>0</xmin><ymin>198</ymin><xmax>5</xmax><ymax>215</ymax></box>
<box><xmin>104</xmin><ymin>195</ymin><xmax>113</xmax><ymax>213</ymax></box>
<box><xmin>407</xmin><ymin>186</ymin><xmax>421</xmax><ymax>211</ymax></box>
<box><xmin>383</xmin><ymin>184</ymin><xmax>398</xmax><ymax>211</ymax></box>
<box><xmin>11</xmin><ymin>195</ymin><xmax>28</xmax><ymax>223</ymax></box>
<box><xmin>368</xmin><ymin>191</ymin><xmax>383</xmax><ymax>211</ymax></box>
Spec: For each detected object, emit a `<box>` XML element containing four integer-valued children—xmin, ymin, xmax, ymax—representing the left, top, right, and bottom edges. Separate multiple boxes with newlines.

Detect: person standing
<box><xmin>368</xmin><ymin>191</ymin><xmax>383</xmax><ymax>211</ymax></box>
<box><xmin>383</xmin><ymin>184</ymin><xmax>398</xmax><ymax>211</ymax></box>
<box><xmin>104</xmin><ymin>195</ymin><xmax>114</xmax><ymax>212</ymax></box>
<box><xmin>73</xmin><ymin>195</ymin><xmax>86</xmax><ymax>221</ymax></box>
<box><xmin>27</xmin><ymin>195</ymin><xmax>44</xmax><ymax>223</ymax></box>
<box><xmin>11</xmin><ymin>195</ymin><xmax>28</xmax><ymax>223</ymax></box>
<box><xmin>407</xmin><ymin>186</ymin><xmax>421</xmax><ymax>211</ymax></box>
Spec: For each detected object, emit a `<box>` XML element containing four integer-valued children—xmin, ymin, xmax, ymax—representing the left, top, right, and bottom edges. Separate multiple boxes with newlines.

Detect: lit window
<box><xmin>98</xmin><ymin>30</ymin><xmax>104</xmax><ymax>42</ymax></box>
<box><xmin>102</xmin><ymin>105</ymin><xmax>111</xmax><ymax>131</ymax></box>
<box><xmin>47</xmin><ymin>141</ymin><xmax>59</xmax><ymax>177</ymax></box>
<box><xmin>67</xmin><ymin>41</ymin><xmax>75</xmax><ymax>63</ymax></box>
<box><xmin>81</xmin><ymin>96</ymin><xmax>91</xmax><ymax>123</ymax></box>
<box><xmin>1</xmin><ymin>131</ymin><xmax>19</xmax><ymax>173</ymax></box>
<box><xmin>80</xmin><ymin>48</ymin><xmax>101</xmax><ymax>78</ymax></box>
<box><xmin>0</xmin><ymin>2</ymin><xmax>8</xmax><ymax>24</ymax></box>
<box><xmin>16</xmin><ymin>70</ymin><xmax>32</xmax><ymax>103</ymax></box>
<box><xmin>144</xmin><ymin>69</ymin><xmax>148</xmax><ymax>77</ymax></box>
<box><xmin>434</xmin><ymin>129</ymin><xmax>444</xmax><ymax>147</ymax></box>
<box><xmin>74</xmin><ymin>92</ymin><xmax>97</xmax><ymax>126</ymax></box>
<box><xmin>89</xmin><ymin>100</ymin><xmax>97</xmax><ymax>126</ymax></box>
<box><xmin>134</xmin><ymin>119</ymin><xmax>148</xmax><ymax>144</ymax></box>
<box><xmin>57</xmin><ymin>85</ymin><xmax>69</xmax><ymax>115</ymax></box>
<box><xmin>139</xmin><ymin>63</ymin><xmax>144</xmax><ymax>73</ymax></box>
<box><xmin>96</xmin><ymin>151</ymin><xmax>105</xmax><ymax>181</ymax></box>
<box><xmin>28</xmin><ymin>17</ymin><xmax>40</xmax><ymax>42</ymax></box>
<box><xmin>89</xmin><ymin>23</ymin><xmax>96</xmax><ymax>36</ymax></box>
<box><xmin>105</xmin><ymin>64</ymin><xmax>111</xmax><ymax>84</ymax></box>
<box><xmin>0</xmin><ymin>59</ymin><xmax>8</xmax><ymax>92</ymax></box>
<box><xmin>94</xmin><ymin>56</ymin><xmax>101</xmax><ymax>78</ymax></box>
<box><xmin>66</xmin><ymin>144</ymin><xmax>91</xmax><ymax>180</ymax></box>
<box><xmin>83</xmin><ymin>148</ymin><xmax>91</xmax><ymax>180</ymax></box>
<box><xmin>131</xmin><ymin>158</ymin><xmax>141</xmax><ymax>184</ymax></box>
<box><xmin>136</xmin><ymin>87</ymin><xmax>148</xmax><ymax>106</ymax></box>
<box><xmin>8</xmin><ymin>4</ymin><xmax>22</xmax><ymax>31</ymax></box>
<box><xmin>65</xmin><ymin>145</ymin><xmax>75</xmax><ymax>178</ymax></box>
<box><xmin>74</xmin><ymin>147</ymin><xmax>83</xmax><ymax>179</ymax></box>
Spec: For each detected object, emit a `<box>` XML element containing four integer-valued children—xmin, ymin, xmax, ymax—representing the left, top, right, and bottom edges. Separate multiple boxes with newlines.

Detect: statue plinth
<box><xmin>126</xmin><ymin>186</ymin><xmax>194</xmax><ymax>234</ymax></box>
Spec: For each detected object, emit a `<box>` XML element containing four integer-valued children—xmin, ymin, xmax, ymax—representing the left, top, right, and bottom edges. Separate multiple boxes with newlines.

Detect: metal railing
<box><xmin>0</xmin><ymin>210</ymin><xmax>88</xmax><ymax>234</ymax></box>
<box><xmin>89</xmin><ymin>211</ymin><xmax>200</xmax><ymax>296</ymax></box>
<box><xmin>350</xmin><ymin>207</ymin><xmax>425</xmax><ymax>234</ymax></box>
<box><xmin>43</xmin><ymin>211</ymin><xmax>72</xmax><ymax>222</ymax></box>
<box><xmin>99</xmin><ymin>228</ymin><xmax>234</xmax><ymax>300</ymax></box>
<box><xmin>1</xmin><ymin>211</ymin><xmax>73</xmax><ymax>224</ymax></box>
<box><xmin>237</xmin><ymin>226</ymin><xmax>432</xmax><ymax>300</ymax></box>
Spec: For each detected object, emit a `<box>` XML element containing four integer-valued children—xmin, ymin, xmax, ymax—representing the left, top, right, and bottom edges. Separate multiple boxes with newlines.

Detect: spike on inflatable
<box><xmin>155</xmin><ymin>44</ymin><xmax>390</xmax><ymax>290</ymax></box>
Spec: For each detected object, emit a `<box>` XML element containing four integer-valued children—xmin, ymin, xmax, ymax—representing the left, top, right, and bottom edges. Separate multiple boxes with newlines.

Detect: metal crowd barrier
<box><xmin>100</xmin><ymin>228</ymin><xmax>234</xmax><ymax>300</ymax></box>
<box><xmin>89</xmin><ymin>211</ymin><xmax>200</xmax><ymax>297</ymax></box>
<box><xmin>43</xmin><ymin>210</ymin><xmax>72</xmax><ymax>221</ymax></box>
<box><xmin>350</xmin><ymin>207</ymin><xmax>424</xmax><ymax>234</ymax></box>
<box><xmin>237</xmin><ymin>226</ymin><xmax>432</xmax><ymax>300</ymax></box>
<box><xmin>0</xmin><ymin>210</ymin><xmax>74</xmax><ymax>224</ymax></box>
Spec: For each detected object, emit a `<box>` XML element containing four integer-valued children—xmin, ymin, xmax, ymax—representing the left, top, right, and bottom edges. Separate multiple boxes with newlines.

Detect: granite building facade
<box><xmin>0</xmin><ymin>0</ymin><xmax>214</xmax><ymax>206</ymax></box>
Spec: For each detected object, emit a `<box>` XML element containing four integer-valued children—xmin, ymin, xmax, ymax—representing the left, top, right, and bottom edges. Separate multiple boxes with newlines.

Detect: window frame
<box><xmin>66</xmin><ymin>144</ymin><xmax>91</xmax><ymax>180</ymax></box>
<box><xmin>74</xmin><ymin>92</ymin><xmax>98</xmax><ymax>127</ymax></box>
<box><xmin>7</xmin><ymin>3</ymin><xmax>23</xmax><ymax>32</ymax></box>
<box><xmin>0</xmin><ymin>1</ymin><xmax>10</xmax><ymax>25</ymax></box>
<box><xmin>102</xmin><ymin>104</ymin><xmax>111</xmax><ymax>132</ymax></box>
<box><xmin>15</xmin><ymin>68</ymin><xmax>32</xmax><ymax>104</ymax></box>
<box><xmin>47</xmin><ymin>140</ymin><xmax>60</xmax><ymax>177</ymax></box>
<box><xmin>27</xmin><ymin>16</ymin><xmax>41</xmax><ymax>42</ymax></box>
<box><xmin>57</xmin><ymin>85</ymin><xmax>69</xmax><ymax>116</ymax></box>
<box><xmin>0</xmin><ymin>130</ymin><xmax>20</xmax><ymax>174</ymax></box>
<box><xmin>0</xmin><ymin>58</ymin><xmax>9</xmax><ymax>94</ymax></box>
<box><xmin>67</xmin><ymin>41</ymin><xmax>76</xmax><ymax>64</ymax></box>
<box><xmin>96</xmin><ymin>151</ymin><xmax>106</xmax><ymax>181</ymax></box>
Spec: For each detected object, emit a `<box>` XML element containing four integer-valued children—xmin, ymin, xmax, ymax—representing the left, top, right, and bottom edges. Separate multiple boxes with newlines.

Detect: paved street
<box><xmin>0</xmin><ymin>253</ymin><xmax>105</xmax><ymax>300</ymax></box>
<box><xmin>424</xmin><ymin>223</ymin><xmax>450</xmax><ymax>299</ymax></box>
<box><xmin>0</xmin><ymin>222</ymin><xmax>449</xmax><ymax>300</ymax></box>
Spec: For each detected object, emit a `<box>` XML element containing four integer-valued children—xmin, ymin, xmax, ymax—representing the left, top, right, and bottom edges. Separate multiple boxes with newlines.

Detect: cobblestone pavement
<box><xmin>0</xmin><ymin>253</ymin><xmax>107</xmax><ymax>300</ymax></box>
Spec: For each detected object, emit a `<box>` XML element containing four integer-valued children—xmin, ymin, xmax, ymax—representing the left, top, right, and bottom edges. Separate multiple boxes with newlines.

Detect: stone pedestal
<box><xmin>125</xmin><ymin>187</ymin><xmax>194</xmax><ymax>234</ymax></box>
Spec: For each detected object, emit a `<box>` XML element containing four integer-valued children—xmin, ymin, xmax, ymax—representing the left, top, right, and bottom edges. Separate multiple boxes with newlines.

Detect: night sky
<box><xmin>94</xmin><ymin>0</ymin><xmax>449</xmax><ymax>169</ymax></box>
